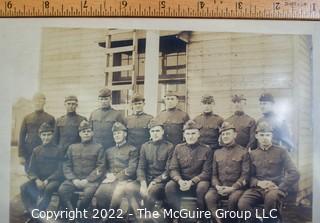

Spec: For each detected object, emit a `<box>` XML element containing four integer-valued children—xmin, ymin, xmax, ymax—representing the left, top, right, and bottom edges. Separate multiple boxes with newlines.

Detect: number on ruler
<box><xmin>44</xmin><ymin>1</ymin><xmax>50</xmax><ymax>9</ymax></box>
<box><xmin>160</xmin><ymin>1</ymin><xmax>166</xmax><ymax>9</ymax></box>
<box><xmin>274</xmin><ymin>2</ymin><xmax>280</xmax><ymax>10</ymax></box>
<box><xmin>121</xmin><ymin>0</ymin><xmax>128</xmax><ymax>8</ymax></box>
<box><xmin>199</xmin><ymin>1</ymin><xmax>205</xmax><ymax>9</ymax></box>
<box><xmin>6</xmin><ymin>1</ymin><xmax>12</xmax><ymax>9</ymax></box>
<box><xmin>82</xmin><ymin>0</ymin><xmax>88</xmax><ymax>9</ymax></box>
<box><xmin>236</xmin><ymin>1</ymin><xmax>243</xmax><ymax>10</ymax></box>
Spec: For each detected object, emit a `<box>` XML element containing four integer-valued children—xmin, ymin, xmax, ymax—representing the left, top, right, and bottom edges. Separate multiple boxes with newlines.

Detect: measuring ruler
<box><xmin>0</xmin><ymin>0</ymin><xmax>320</xmax><ymax>19</ymax></box>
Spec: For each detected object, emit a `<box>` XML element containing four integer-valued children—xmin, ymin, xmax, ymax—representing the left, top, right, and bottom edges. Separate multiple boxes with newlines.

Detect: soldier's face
<box><xmin>202</xmin><ymin>103</ymin><xmax>213</xmax><ymax>113</ymax></box>
<box><xmin>40</xmin><ymin>131</ymin><xmax>53</xmax><ymax>145</ymax></box>
<box><xmin>256</xmin><ymin>132</ymin><xmax>273</xmax><ymax>147</ymax></box>
<box><xmin>233</xmin><ymin>100</ymin><xmax>246</xmax><ymax>112</ymax></box>
<box><xmin>99</xmin><ymin>96</ymin><xmax>111</xmax><ymax>108</ymax></box>
<box><xmin>33</xmin><ymin>98</ymin><xmax>45</xmax><ymax>111</ymax></box>
<box><xmin>260</xmin><ymin>101</ymin><xmax>273</xmax><ymax>114</ymax></box>
<box><xmin>221</xmin><ymin>129</ymin><xmax>237</xmax><ymax>145</ymax></box>
<box><xmin>113</xmin><ymin>130</ymin><xmax>127</xmax><ymax>144</ymax></box>
<box><xmin>64</xmin><ymin>100</ymin><xmax>78</xmax><ymax>113</ymax></box>
<box><xmin>79</xmin><ymin>128</ymin><xmax>93</xmax><ymax>142</ymax></box>
<box><xmin>149</xmin><ymin>126</ymin><xmax>164</xmax><ymax>142</ymax></box>
<box><xmin>184</xmin><ymin>129</ymin><xmax>200</xmax><ymax>145</ymax></box>
<box><xmin>164</xmin><ymin>96</ymin><xmax>179</xmax><ymax>109</ymax></box>
<box><xmin>132</xmin><ymin>101</ymin><xmax>145</xmax><ymax>114</ymax></box>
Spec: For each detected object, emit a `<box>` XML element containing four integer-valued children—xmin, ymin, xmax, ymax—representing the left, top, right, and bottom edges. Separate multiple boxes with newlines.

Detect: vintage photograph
<box><xmin>9</xmin><ymin>26</ymin><xmax>313</xmax><ymax>223</ymax></box>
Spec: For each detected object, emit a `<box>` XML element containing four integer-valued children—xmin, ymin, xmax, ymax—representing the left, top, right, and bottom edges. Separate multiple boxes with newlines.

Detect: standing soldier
<box><xmin>155</xmin><ymin>91</ymin><xmax>189</xmax><ymax>146</ymax></box>
<box><xmin>53</xmin><ymin>95</ymin><xmax>87</xmax><ymax>155</ymax></box>
<box><xmin>19</xmin><ymin>92</ymin><xmax>55</xmax><ymax>171</ymax></box>
<box><xmin>125</xmin><ymin>94</ymin><xmax>153</xmax><ymax>151</ymax></box>
<box><xmin>255</xmin><ymin>92</ymin><xmax>293</xmax><ymax>151</ymax></box>
<box><xmin>225</xmin><ymin>94</ymin><xmax>256</xmax><ymax>150</ymax></box>
<box><xmin>89</xmin><ymin>87</ymin><xmax>125</xmax><ymax>150</ymax></box>
<box><xmin>165</xmin><ymin>120</ymin><xmax>212</xmax><ymax>217</ymax></box>
<box><xmin>193</xmin><ymin>95</ymin><xmax>224</xmax><ymax>151</ymax></box>
<box><xmin>135</xmin><ymin>119</ymin><xmax>174</xmax><ymax>209</ymax></box>
<box><xmin>58</xmin><ymin>120</ymin><xmax>104</xmax><ymax>211</ymax></box>
<box><xmin>20</xmin><ymin>123</ymin><xmax>62</xmax><ymax>212</ymax></box>
<box><xmin>205</xmin><ymin>122</ymin><xmax>250</xmax><ymax>223</ymax></box>
<box><xmin>95</xmin><ymin>122</ymin><xmax>139</xmax><ymax>211</ymax></box>
<box><xmin>238</xmin><ymin>122</ymin><xmax>300</xmax><ymax>223</ymax></box>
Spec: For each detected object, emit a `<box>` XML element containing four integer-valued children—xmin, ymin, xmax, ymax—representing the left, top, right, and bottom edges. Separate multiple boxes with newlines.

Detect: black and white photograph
<box><xmin>1</xmin><ymin>20</ymin><xmax>319</xmax><ymax>223</ymax></box>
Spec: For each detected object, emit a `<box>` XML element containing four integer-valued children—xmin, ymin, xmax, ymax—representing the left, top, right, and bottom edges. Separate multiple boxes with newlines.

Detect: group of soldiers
<box><xmin>18</xmin><ymin>88</ymin><xmax>300</xmax><ymax>223</ymax></box>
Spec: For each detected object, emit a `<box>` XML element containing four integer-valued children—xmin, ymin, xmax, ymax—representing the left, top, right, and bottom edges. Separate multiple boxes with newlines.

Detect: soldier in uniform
<box><xmin>58</xmin><ymin>120</ymin><xmax>104</xmax><ymax>211</ymax></box>
<box><xmin>89</xmin><ymin>87</ymin><xmax>125</xmax><ymax>150</ymax></box>
<box><xmin>165</xmin><ymin>120</ymin><xmax>212</xmax><ymax>214</ymax></box>
<box><xmin>225</xmin><ymin>94</ymin><xmax>256</xmax><ymax>150</ymax></box>
<box><xmin>155</xmin><ymin>91</ymin><xmax>189</xmax><ymax>146</ymax></box>
<box><xmin>20</xmin><ymin>123</ymin><xmax>62</xmax><ymax>212</ymax></box>
<box><xmin>205</xmin><ymin>122</ymin><xmax>250</xmax><ymax>223</ymax></box>
<box><xmin>255</xmin><ymin>93</ymin><xmax>293</xmax><ymax>151</ymax></box>
<box><xmin>125</xmin><ymin>94</ymin><xmax>153</xmax><ymax>151</ymax></box>
<box><xmin>19</xmin><ymin>92</ymin><xmax>55</xmax><ymax>171</ymax></box>
<box><xmin>193</xmin><ymin>95</ymin><xmax>224</xmax><ymax>150</ymax></box>
<box><xmin>95</xmin><ymin>122</ymin><xmax>139</xmax><ymax>211</ymax></box>
<box><xmin>53</xmin><ymin>95</ymin><xmax>87</xmax><ymax>156</ymax></box>
<box><xmin>238</xmin><ymin>122</ymin><xmax>300</xmax><ymax>223</ymax></box>
<box><xmin>135</xmin><ymin>119</ymin><xmax>174</xmax><ymax>209</ymax></box>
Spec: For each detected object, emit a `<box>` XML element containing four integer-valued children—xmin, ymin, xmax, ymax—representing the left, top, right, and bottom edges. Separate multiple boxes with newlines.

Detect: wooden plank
<box><xmin>107</xmin><ymin>29</ymin><xmax>134</xmax><ymax>36</ymax></box>
<box><xmin>111</xmin><ymin>84</ymin><xmax>132</xmax><ymax>91</ymax></box>
<box><xmin>105</xmin><ymin>64</ymin><xmax>134</xmax><ymax>73</ymax></box>
<box><xmin>105</xmin><ymin>45</ymin><xmax>134</xmax><ymax>54</ymax></box>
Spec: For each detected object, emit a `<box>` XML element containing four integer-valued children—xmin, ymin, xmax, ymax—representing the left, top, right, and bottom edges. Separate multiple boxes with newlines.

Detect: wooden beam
<box><xmin>105</xmin><ymin>64</ymin><xmax>134</xmax><ymax>73</ymax></box>
<box><xmin>105</xmin><ymin>45</ymin><xmax>134</xmax><ymax>54</ymax></box>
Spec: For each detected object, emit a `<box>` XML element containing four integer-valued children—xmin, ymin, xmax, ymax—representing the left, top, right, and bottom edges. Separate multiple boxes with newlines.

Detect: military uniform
<box><xmin>156</xmin><ymin>108</ymin><xmax>189</xmax><ymax>146</ymax></box>
<box><xmin>238</xmin><ymin>122</ymin><xmax>299</xmax><ymax>223</ymax></box>
<box><xmin>165</xmin><ymin>120</ymin><xmax>212</xmax><ymax>211</ymax></box>
<box><xmin>19</xmin><ymin>110</ymin><xmax>55</xmax><ymax>169</ymax></box>
<box><xmin>226</xmin><ymin>111</ymin><xmax>256</xmax><ymax>148</ymax></box>
<box><xmin>58</xmin><ymin>122</ymin><xmax>104</xmax><ymax>210</ymax></box>
<box><xmin>205</xmin><ymin>139</ymin><xmax>250</xmax><ymax>222</ymax></box>
<box><xmin>95</xmin><ymin>122</ymin><xmax>139</xmax><ymax>210</ymax></box>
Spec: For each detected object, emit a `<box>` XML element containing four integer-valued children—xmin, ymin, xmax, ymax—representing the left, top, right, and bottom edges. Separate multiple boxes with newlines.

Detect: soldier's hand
<box><xmin>43</xmin><ymin>180</ymin><xmax>49</xmax><ymax>186</ymax></box>
<box><xmin>80</xmin><ymin>179</ymin><xmax>89</xmax><ymax>188</ymax></box>
<box><xmin>106</xmin><ymin>173</ymin><xmax>116</xmax><ymax>183</ymax></box>
<box><xmin>140</xmin><ymin>181</ymin><xmax>148</xmax><ymax>197</ymax></box>
<box><xmin>35</xmin><ymin>179</ymin><xmax>45</xmax><ymax>190</ymax></box>
<box><xmin>72</xmin><ymin>179</ymin><xmax>82</xmax><ymax>188</ymax></box>
<box><xmin>220</xmin><ymin>186</ymin><xmax>235</xmax><ymax>196</ymax></box>
<box><xmin>257</xmin><ymin>180</ymin><xmax>271</xmax><ymax>189</ymax></box>
<box><xmin>19</xmin><ymin>157</ymin><xmax>26</xmax><ymax>165</ymax></box>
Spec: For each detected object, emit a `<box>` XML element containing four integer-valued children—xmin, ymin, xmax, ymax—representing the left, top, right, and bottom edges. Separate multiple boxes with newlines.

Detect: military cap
<box><xmin>259</xmin><ymin>93</ymin><xmax>274</xmax><ymax>103</ymax></box>
<box><xmin>38</xmin><ymin>122</ymin><xmax>54</xmax><ymax>134</ymax></box>
<box><xmin>256</xmin><ymin>121</ymin><xmax>273</xmax><ymax>133</ymax></box>
<box><xmin>201</xmin><ymin>95</ymin><xmax>214</xmax><ymax>104</ymax></box>
<box><xmin>64</xmin><ymin>95</ymin><xmax>78</xmax><ymax>102</ymax></box>
<box><xmin>33</xmin><ymin>92</ymin><xmax>46</xmax><ymax>101</ymax></box>
<box><xmin>78</xmin><ymin>120</ymin><xmax>92</xmax><ymax>132</ymax></box>
<box><xmin>148</xmin><ymin>119</ymin><xmax>164</xmax><ymax>129</ymax></box>
<box><xmin>219</xmin><ymin>121</ymin><xmax>236</xmax><ymax>133</ymax></box>
<box><xmin>183</xmin><ymin>120</ymin><xmax>201</xmax><ymax>131</ymax></box>
<box><xmin>112</xmin><ymin>122</ymin><xmax>127</xmax><ymax>132</ymax></box>
<box><xmin>131</xmin><ymin>93</ymin><xmax>145</xmax><ymax>103</ymax></box>
<box><xmin>98</xmin><ymin>87</ymin><xmax>112</xmax><ymax>97</ymax></box>
<box><xmin>232</xmin><ymin>94</ymin><xmax>246</xmax><ymax>103</ymax></box>
<box><xmin>164</xmin><ymin>91</ymin><xmax>179</xmax><ymax>98</ymax></box>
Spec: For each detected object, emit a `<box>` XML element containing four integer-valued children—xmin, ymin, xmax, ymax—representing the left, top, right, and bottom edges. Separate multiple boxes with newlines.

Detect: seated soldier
<box><xmin>135</xmin><ymin>119</ymin><xmax>174</xmax><ymax>210</ymax></box>
<box><xmin>238</xmin><ymin>122</ymin><xmax>300</xmax><ymax>223</ymax></box>
<box><xmin>95</xmin><ymin>122</ymin><xmax>139</xmax><ymax>212</ymax></box>
<box><xmin>21</xmin><ymin>122</ymin><xmax>63</xmax><ymax>212</ymax></box>
<box><xmin>165</xmin><ymin>120</ymin><xmax>212</xmax><ymax>219</ymax></box>
<box><xmin>58</xmin><ymin>120</ymin><xmax>104</xmax><ymax>211</ymax></box>
<box><xmin>205</xmin><ymin>122</ymin><xmax>250</xmax><ymax>223</ymax></box>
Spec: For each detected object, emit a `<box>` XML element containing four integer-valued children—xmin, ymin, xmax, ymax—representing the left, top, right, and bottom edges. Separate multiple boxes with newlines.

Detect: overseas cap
<box><xmin>219</xmin><ymin>121</ymin><xmax>236</xmax><ymax>133</ymax></box>
<box><xmin>259</xmin><ymin>93</ymin><xmax>274</xmax><ymax>103</ymax></box>
<box><xmin>231</xmin><ymin>94</ymin><xmax>246</xmax><ymax>103</ymax></box>
<box><xmin>183</xmin><ymin>120</ymin><xmax>201</xmax><ymax>131</ymax></box>
<box><xmin>164</xmin><ymin>91</ymin><xmax>179</xmax><ymax>97</ymax></box>
<box><xmin>112</xmin><ymin>122</ymin><xmax>127</xmax><ymax>132</ymax></box>
<box><xmin>131</xmin><ymin>93</ymin><xmax>145</xmax><ymax>103</ymax></box>
<box><xmin>201</xmin><ymin>95</ymin><xmax>214</xmax><ymax>104</ymax></box>
<box><xmin>256</xmin><ymin>121</ymin><xmax>273</xmax><ymax>133</ymax></box>
<box><xmin>33</xmin><ymin>92</ymin><xmax>46</xmax><ymax>101</ymax></box>
<box><xmin>64</xmin><ymin>95</ymin><xmax>78</xmax><ymax>102</ymax></box>
<box><xmin>38</xmin><ymin>122</ymin><xmax>54</xmax><ymax>134</ymax></box>
<box><xmin>99</xmin><ymin>87</ymin><xmax>112</xmax><ymax>97</ymax></box>
<box><xmin>148</xmin><ymin>119</ymin><xmax>164</xmax><ymax>129</ymax></box>
<box><xmin>78</xmin><ymin>120</ymin><xmax>92</xmax><ymax>132</ymax></box>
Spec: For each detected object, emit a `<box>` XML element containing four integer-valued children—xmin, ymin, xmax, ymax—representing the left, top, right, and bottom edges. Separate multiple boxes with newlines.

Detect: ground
<box><xmin>10</xmin><ymin>147</ymin><xmax>312</xmax><ymax>223</ymax></box>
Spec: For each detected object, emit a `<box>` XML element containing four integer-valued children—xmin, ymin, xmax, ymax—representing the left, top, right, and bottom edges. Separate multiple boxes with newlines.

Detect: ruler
<box><xmin>0</xmin><ymin>0</ymin><xmax>320</xmax><ymax>20</ymax></box>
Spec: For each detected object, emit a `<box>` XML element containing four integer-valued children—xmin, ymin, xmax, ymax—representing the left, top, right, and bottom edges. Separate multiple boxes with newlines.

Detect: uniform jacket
<box><xmin>155</xmin><ymin>108</ymin><xmax>189</xmax><ymax>146</ymax></box>
<box><xmin>63</xmin><ymin>140</ymin><xmax>104</xmax><ymax>182</ymax></box>
<box><xmin>211</xmin><ymin>142</ymin><xmax>250</xmax><ymax>189</ymax></box>
<box><xmin>19</xmin><ymin>110</ymin><xmax>55</xmax><ymax>159</ymax></box>
<box><xmin>169</xmin><ymin>142</ymin><xmax>212</xmax><ymax>184</ymax></box>
<box><xmin>137</xmin><ymin>139</ymin><xmax>174</xmax><ymax>183</ymax></box>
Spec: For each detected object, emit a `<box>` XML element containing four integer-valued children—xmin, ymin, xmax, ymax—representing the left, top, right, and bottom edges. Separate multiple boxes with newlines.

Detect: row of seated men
<box><xmin>20</xmin><ymin>117</ymin><xmax>299</xmax><ymax>223</ymax></box>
